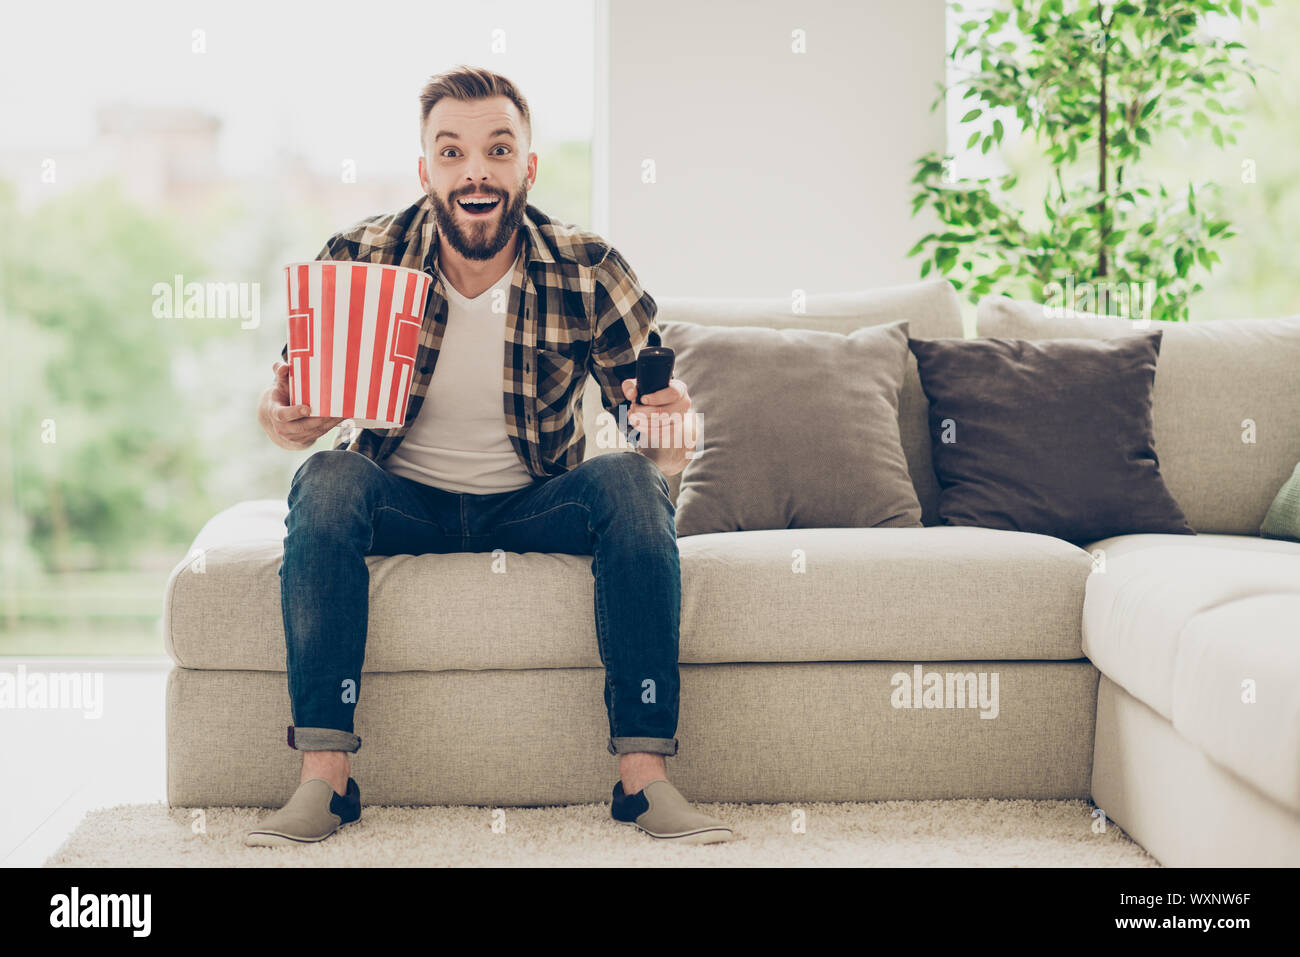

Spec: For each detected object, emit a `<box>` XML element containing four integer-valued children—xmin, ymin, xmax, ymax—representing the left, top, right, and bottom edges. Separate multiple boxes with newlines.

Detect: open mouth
<box><xmin>457</xmin><ymin>195</ymin><xmax>501</xmax><ymax>216</ymax></box>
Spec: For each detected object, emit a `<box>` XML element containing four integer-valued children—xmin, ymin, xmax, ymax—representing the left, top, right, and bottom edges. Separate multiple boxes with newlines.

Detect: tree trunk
<box><xmin>1097</xmin><ymin>1</ymin><xmax>1110</xmax><ymax>278</ymax></box>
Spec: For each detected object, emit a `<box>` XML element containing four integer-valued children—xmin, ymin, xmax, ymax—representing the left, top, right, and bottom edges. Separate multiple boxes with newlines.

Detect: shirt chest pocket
<box><xmin>533</xmin><ymin>345</ymin><xmax>584</xmax><ymax>417</ymax></box>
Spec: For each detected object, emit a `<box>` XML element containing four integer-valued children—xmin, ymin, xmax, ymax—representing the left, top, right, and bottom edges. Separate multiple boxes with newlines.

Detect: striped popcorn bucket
<box><xmin>284</xmin><ymin>261</ymin><xmax>432</xmax><ymax>429</ymax></box>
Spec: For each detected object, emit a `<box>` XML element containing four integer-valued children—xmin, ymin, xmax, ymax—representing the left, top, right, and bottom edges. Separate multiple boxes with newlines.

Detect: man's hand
<box><xmin>259</xmin><ymin>360</ymin><xmax>344</xmax><ymax>451</ymax></box>
<box><xmin>621</xmin><ymin>377</ymin><xmax>698</xmax><ymax>476</ymax></box>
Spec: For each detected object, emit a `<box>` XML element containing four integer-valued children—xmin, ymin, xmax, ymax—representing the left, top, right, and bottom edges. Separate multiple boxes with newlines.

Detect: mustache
<box><xmin>452</xmin><ymin>188</ymin><xmax>507</xmax><ymax>201</ymax></box>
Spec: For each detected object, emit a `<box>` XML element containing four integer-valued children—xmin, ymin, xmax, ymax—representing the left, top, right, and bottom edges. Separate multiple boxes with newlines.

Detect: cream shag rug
<box><xmin>45</xmin><ymin>798</ymin><xmax>1159</xmax><ymax>867</ymax></box>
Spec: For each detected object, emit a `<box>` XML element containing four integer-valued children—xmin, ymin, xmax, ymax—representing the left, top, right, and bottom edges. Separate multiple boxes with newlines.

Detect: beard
<box><xmin>426</xmin><ymin>173</ymin><xmax>530</xmax><ymax>262</ymax></box>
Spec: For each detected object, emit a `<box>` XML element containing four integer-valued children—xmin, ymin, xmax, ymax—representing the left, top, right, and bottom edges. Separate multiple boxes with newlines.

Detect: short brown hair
<box><xmin>418</xmin><ymin>65</ymin><xmax>532</xmax><ymax>151</ymax></box>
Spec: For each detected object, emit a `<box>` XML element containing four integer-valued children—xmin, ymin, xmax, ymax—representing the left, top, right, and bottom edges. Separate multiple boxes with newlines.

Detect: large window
<box><xmin>940</xmin><ymin>0</ymin><xmax>1299</xmax><ymax>323</ymax></box>
<box><xmin>0</xmin><ymin>0</ymin><xmax>596</xmax><ymax>655</ymax></box>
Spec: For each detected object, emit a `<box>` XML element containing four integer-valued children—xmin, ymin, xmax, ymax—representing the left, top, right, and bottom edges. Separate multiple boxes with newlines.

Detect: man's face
<box><xmin>418</xmin><ymin>95</ymin><xmax>535</xmax><ymax>262</ymax></box>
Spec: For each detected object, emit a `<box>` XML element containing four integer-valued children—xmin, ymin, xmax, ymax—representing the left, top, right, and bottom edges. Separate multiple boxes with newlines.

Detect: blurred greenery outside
<box><xmin>0</xmin><ymin>139</ymin><xmax>590</xmax><ymax>655</ymax></box>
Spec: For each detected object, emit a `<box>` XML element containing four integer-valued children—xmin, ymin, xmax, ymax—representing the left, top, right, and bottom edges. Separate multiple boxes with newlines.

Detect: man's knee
<box><xmin>581</xmin><ymin>452</ymin><xmax>674</xmax><ymax>528</ymax></box>
<box><xmin>288</xmin><ymin>449</ymin><xmax>383</xmax><ymax>514</ymax></box>
<box><xmin>584</xmin><ymin>450</ymin><xmax>669</xmax><ymax>495</ymax></box>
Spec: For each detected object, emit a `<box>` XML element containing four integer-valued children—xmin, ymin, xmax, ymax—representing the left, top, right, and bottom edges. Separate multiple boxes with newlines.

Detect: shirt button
<box><xmin>524</xmin><ymin>361</ymin><xmax>530</xmax><ymax>373</ymax></box>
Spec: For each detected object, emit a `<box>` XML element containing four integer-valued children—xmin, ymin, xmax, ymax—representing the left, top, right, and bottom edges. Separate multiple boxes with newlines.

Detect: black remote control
<box><xmin>635</xmin><ymin>330</ymin><xmax>675</xmax><ymax>403</ymax></box>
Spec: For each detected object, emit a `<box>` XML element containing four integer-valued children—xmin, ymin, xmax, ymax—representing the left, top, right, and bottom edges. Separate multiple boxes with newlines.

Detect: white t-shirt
<box><xmin>383</xmin><ymin>254</ymin><xmax>536</xmax><ymax>494</ymax></box>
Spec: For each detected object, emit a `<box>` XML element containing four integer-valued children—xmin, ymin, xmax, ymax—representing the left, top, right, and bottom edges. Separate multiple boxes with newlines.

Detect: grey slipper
<box><xmin>244</xmin><ymin>777</ymin><xmax>361</xmax><ymax>846</ymax></box>
<box><xmin>610</xmin><ymin>778</ymin><xmax>735</xmax><ymax>844</ymax></box>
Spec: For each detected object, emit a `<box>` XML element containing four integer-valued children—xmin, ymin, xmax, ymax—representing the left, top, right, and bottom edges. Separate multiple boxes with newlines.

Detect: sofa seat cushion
<box><xmin>1084</xmin><ymin>531</ymin><xmax>1300</xmax><ymax>561</ymax></box>
<box><xmin>1082</xmin><ymin>545</ymin><xmax>1300</xmax><ymax>721</ymax></box>
<box><xmin>1173</xmin><ymin>594</ymin><xmax>1300</xmax><ymax>814</ymax></box>
<box><xmin>165</xmin><ymin>500</ymin><xmax>1094</xmax><ymax>672</ymax></box>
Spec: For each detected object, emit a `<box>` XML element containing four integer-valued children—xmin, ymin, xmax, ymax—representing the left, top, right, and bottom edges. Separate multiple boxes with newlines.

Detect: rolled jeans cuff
<box><xmin>288</xmin><ymin>725</ymin><xmax>362</xmax><ymax>753</ymax></box>
<box><xmin>608</xmin><ymin>736</ymin><xmax>678</xmax><ymax>757</ymax></box>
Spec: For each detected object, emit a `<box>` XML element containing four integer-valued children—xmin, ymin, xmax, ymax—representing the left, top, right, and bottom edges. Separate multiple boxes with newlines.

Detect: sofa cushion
<box><xmin>1083</xmin><ymin>531</ymin><xmax>1300</xmax><ymax>562</ymax></box>
<box><xmin>581</xmin><ymin>279</ymin><xmax>966</xmax><ymax>525</ymax></box>
<box><xmin>1173</xmin><ymin>593</ymin><xmax>1300</xmax><ymax>814</ymax></box>
<box><xmin>908</xmin><ymin>332</ymin><xmax>1192</xmax><ymax>544</ymax></box>
<box><xmin>1082</xmin><ymin>544</ymin><xmax>1300</xmax><ymax>721</ymax></box>
<box><xmin>165</xmin><ymin>500</ymin><xmax>1095</xmax><ymax>672</ymax></box>
<box><xmin>1261</xmin><ymin>461</ymin><xmax>1300</xmax><ymax>542</ymax></box>
<box><xmin>663</xmin><ymin>319</ymin><xmax>923</xmax><ymax>536</ymax></box>
<box><xmin>975</xmin><ymin>297</ymin><xmax>1300</xmax><ymax>535</ymax></box>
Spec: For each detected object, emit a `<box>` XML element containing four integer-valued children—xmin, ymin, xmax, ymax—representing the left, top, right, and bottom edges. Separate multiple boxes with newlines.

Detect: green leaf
<box><xmin>967</xmin><ymin>130</ymin><xmax>981</xmax><ymax>149</ymax></box>
<box><xmin>993</xmin><ymin>118</ymin><xmax>1004</xmax><ymax>143</ymax></box>
<box><xmin>961</xmin><ymin>108</ymin><xmax>983</xmax><ymax>123</ymax></box>
<box><xmin>920</xmin><ymin>258</ymin><xmax>932</xmax><ymax>278</ymax></box>
<box><xmin>1135</xmin><ymin>127</ymin><xmax>1151</xmax><ymax>145</ymax></box>
<box><xmin>981</xmin><ymin>136</ymin><xmax>993</xmax><ymax>154</ymax></box>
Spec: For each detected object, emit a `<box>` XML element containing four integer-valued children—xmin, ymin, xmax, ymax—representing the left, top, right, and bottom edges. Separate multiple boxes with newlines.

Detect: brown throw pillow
<box><xmin>664</xmin><ymin>319</ymin><xmax>923</xmax><ymax>536</ymax></box>
<box><xmin>907</xmin><ymin>332</ymin><xmax>1194</xmax><ymax>543</ymax></box>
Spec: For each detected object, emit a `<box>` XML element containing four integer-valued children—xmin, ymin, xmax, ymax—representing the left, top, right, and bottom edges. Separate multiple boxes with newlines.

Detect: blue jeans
<box><xmin>278</xmin><ymin>448</ymin><xmax>681</xmax><ymax>758</ymax></box>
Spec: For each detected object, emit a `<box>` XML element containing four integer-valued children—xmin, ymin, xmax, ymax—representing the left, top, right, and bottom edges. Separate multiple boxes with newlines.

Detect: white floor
<box><xmin>2</xmin><ymin>657</ymin><xmax>170</xmax><ymax>867</ymax></box>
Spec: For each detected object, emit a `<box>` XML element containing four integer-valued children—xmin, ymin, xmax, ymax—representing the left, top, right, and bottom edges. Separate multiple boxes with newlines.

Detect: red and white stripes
<box><xmin>285</xmin><ymin>261</ymin><xmax>431</xmax><ymax>428</ymax></box>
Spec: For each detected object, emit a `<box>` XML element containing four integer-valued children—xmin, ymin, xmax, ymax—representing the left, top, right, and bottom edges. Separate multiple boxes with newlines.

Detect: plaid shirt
<box><xmin>279</xmin><ymin>194</ymin><xmax>658</xmax><ymax>477</ymax></box>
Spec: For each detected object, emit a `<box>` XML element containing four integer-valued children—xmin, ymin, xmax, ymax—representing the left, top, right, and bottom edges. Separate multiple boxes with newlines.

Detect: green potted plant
<box><xmin>909</xmin><ymin>0</ymin><xmax>1271</xmax><ymax>321</ymax></box>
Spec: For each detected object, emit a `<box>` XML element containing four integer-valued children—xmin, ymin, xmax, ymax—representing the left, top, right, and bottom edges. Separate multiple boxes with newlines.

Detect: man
<box><xmin>245</xmin><ymin>66</ymin><xmax>733</xmax><ymax>846</ymax></box>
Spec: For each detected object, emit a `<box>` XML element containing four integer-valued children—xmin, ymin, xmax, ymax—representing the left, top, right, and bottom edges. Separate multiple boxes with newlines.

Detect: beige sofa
<box><xmin>978</xmin><ymin>296</ymin><xmax>1300</xmax><ymax>867</ymax></box>
<box><xmin>162</xmin><ymin>279</ymin><xmax>1300</xmax><ymax>866</ymax></box>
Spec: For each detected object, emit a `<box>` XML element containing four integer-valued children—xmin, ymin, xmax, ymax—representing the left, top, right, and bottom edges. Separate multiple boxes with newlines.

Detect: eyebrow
<box><xmin>433</xmin><ymin>128</ymin><xmax>516</xmax><ymax>142</ymax></box>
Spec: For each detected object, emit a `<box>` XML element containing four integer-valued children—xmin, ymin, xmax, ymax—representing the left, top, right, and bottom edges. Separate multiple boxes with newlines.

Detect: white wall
<box><xmin>597</xmin><ymin>0</ymin><xmax>947</xmax><ymax>299</ymax></box>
